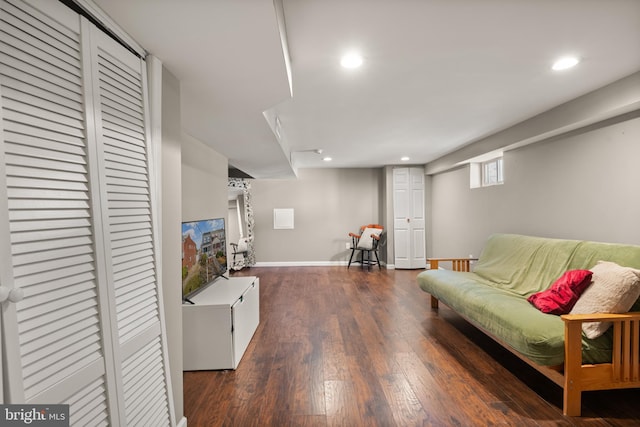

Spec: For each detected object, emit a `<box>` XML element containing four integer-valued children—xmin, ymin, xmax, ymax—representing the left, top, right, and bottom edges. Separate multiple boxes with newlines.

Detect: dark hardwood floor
<box><xmin>183</xmin><ymin>267</ymin><xmax>640</xmax><ymax>426</ymax></box>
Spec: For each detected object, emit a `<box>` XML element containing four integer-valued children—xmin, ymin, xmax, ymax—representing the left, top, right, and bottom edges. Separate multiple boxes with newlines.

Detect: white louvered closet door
<box><xmin>0</xmin><ymin>0</ymin><xmax>173</xmax><ymax>425</ymax></box>
<box><xmin>83</xmin><ymin>20</ymin><xmax>173</xmax><ymax>427</ymax></box>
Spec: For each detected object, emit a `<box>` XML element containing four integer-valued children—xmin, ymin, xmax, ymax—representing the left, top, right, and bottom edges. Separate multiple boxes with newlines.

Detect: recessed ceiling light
<box><xmin>401</xmin><ymin>156</ymin><xmax>410</xmax><ymax>162</ymax></box>
<box><xmin>322</xmin><ymin>156</ymin><xmax>332</xmax><ymax>162</ymax></box>
<box><xmin>552</xmin><ymin>56</ymin><xmax>580</xmax><ymax>71</ymax></box>
<box><xmin>340</xmin><ymin>52</ymin><xmax>363</xmax><ymax>69</ymax></box>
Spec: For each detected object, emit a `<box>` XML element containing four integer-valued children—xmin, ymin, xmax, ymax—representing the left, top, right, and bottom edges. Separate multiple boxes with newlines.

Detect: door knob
<box><xmin>0</xmin><ymin>286</ymin><xmax>24</xmax><ymax>303</ymax></box>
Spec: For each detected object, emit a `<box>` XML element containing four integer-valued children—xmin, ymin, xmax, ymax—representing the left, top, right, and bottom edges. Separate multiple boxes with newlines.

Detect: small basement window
<box><xmin>482</xmin><ymin>157</ymin><xmax>503</xmax><ymax>186</ymax></box>
<box><xmin>470</xmin><ymin>156</ymin><xmax>504</xmax><ymax>188</ymax></box>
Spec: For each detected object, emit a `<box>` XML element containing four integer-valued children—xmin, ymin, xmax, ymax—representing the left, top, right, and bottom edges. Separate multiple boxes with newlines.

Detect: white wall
<box><xmin>156</xmin><ymin>62</ymin><xmax>184</xmax><ymax>423</ymax></box>
<box><xmin>429</xmin><ymin>115</ymin><xmax>640</xmax><ymax>258</ymax></box>
<box><xmin>172</xmin><ymin>114</ymin><xmax>229</xmax><ymax>427</ymax></box>
<box><xmin>181</xmin><ymin>134</ymin><xmax>229</xmax><ymax>223</ymax></box>
<box><xmin>251</xmin><ymin>168</ymin><xmax>384</xmax><ymax>264</ymax></box>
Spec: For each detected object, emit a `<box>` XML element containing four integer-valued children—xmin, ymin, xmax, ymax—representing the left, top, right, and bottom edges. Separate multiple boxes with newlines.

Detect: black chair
<box><xmin>347</xmin><ymin>224</ymin><xmax>384</xmax><ymax>270</ymax></box>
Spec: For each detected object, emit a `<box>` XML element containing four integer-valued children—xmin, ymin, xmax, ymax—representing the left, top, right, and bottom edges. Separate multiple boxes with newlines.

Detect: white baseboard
<box><xmin>254</xmin><ymin>261</ymin><xmax>390</xmax><ymax>268</ymax></box>
<box><xmin>254</xmin><ymin>261</ymin><xmax>347</xmax><ymax>267</ymax></box>
<box><xmin>177</xmin><ymin>416</ymin><xmax>187</xmax><ymax>427</ymax></box>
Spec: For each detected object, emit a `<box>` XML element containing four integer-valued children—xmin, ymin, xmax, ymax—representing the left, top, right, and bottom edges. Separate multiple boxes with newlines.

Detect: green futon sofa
<box><xmin>417</xmin><ymin>233</ymin><xmax>640</xmax><ymax>416</ymax></box>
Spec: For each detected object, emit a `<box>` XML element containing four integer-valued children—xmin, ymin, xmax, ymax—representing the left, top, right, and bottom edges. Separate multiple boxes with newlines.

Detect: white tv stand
<box><xmin>182</xmin><ymin>275</ymin><xmax>259</xmax><ymax>370</ymax></box>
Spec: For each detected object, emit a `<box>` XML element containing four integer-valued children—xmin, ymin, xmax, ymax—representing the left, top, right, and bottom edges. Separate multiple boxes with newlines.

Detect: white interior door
<box><xmin>84</xmin><ymin>18</ymin><xmax>174</xmax><ymax>427</ymax></box>
<box><xmin>0</xmin><ymin>1</ymin><xmax>115</xmax><ymax>418</ymax></box>
<box><xmin>393</xmin><ymin>167</ymin><xmax>426</xmax><ymax>269</ymax></box>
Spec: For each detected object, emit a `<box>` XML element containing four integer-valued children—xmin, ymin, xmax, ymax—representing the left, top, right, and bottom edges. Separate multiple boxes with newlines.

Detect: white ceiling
<box><xmin>92</xmin><ymin>0</ymin><xmax>640</xmax><ymax>179</ymax></box>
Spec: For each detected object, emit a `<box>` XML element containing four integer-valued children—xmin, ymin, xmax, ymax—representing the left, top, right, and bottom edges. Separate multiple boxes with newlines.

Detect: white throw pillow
<box><xmin>237</xmin><ymin>237</ymin><xmax>249</xmax><ymax>252</ymax></box>
<box><xmin>570</xmin><ymin>261</ymin><xmax>640</xmax><ymax>339</ymax></box>
<box><xmin>356</xmin><ymin>227</ymin><xmax>383</xmax><ymax>250</ymax></box>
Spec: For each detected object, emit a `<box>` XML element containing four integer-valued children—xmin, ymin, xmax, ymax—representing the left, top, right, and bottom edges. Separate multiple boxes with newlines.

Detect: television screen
<box><xmin>181</xmin><ymin>218</ymin><xmax>227</xmax><ymax>300</ymax></box>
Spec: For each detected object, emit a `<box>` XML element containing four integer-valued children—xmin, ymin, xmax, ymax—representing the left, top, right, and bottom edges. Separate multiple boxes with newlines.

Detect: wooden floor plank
<box><xmin>183</xmin><ymin>266</ymin><xmax>640</xmax><ymax>426</ymax></box>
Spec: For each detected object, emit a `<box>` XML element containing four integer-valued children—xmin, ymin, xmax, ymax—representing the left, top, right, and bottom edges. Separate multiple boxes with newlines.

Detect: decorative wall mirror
<box><xmin>228</xmin><ymin>178</ymin><xmax>255</xmax><ymax>270</ymax></box>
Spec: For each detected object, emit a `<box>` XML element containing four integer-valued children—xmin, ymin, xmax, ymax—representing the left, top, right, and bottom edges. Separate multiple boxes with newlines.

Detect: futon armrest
<box><xmin>427</xmin><ymin>257</ymin><xmax>478</xmax><ymax>272</ymax></box>
<box><xmin>560</xmin><ymin>312</ymin><xmax>640</xmax><ymax>323</ymax></box>
<box><xmin>561</xmin><ymin>311</ymin><xmax>640</xmax><ymax>375</ymax></box>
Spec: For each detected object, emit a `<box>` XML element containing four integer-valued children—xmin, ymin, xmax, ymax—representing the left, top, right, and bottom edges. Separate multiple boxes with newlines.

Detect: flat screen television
<box><xmin>181</xmin><ymin>218</ymin><xmax>227</xmax><ymax>302</ymax></box>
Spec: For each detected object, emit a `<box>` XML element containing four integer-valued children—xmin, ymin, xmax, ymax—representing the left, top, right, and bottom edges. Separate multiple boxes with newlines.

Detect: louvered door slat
<box><xmin>23</xmin><ymin>345</ymin><xmax>101</xmax><ymax>402</ymax></box>
<box><xmin>19</xmin><ymin>307</ymin><xmax>97</xmax><ymax>347</ymax></box>
<box><xmin>3</xmin><ymin>119</ymin><xmax>84</xmax><ymax>144</ymax></box>
<box><xmin>104</xmin><ymin>151</ymin><xmax>147</xmax><ymax>170</ymax></box>
<box><xmin>21</xmin><ymin>322</ymin><xmax>100</xmax><ymax>357</ymax></box>
<box><xmin>18</xmin><ymin>278</ymin><xmax>94</xmax><ymax>310</ymax></box>
<box><xmin>110</xmin><ymin>214</ymin><xmax>151</xmax><ymax>225</ymax></box>
<box><xmin>116</xmin><ymin>282</ymin><xmax>155</xmax><ymax>310</ymax></box>
<box><xmin>101</xmin><ymin>96</ymin><xmax>143</xmax><ymax>123</ymax></box>
<box><xmin>4</xmin><ymin>110</ymin><xmax>84</xmax><ymax>138</ymax></box>
<box><xmin>13</xmin><ymin>245</ymin><xmax>93</xmax><ymax>271</ymax></box>
<box><xmin>3</xmin><ymin>0</ymin><xmax>79</xmax><ymax>51</ymax></box>
<box><xmin>98</xmin><ymin>74</ymin><xmax>141</xmax><ymax>110</ymax></box>
<box><xmin>108</xmin><ymin>194</ymin><xmax>149</xmax><ymax>206</ymax></box>
<box><xmin>122</xmin><ymin>338</ymin><xmax>170</xmax><ymax>425</ymax></box>
<box><xmin>10</xmin><ymin>215</ymin><xmax>91</xmax><ymax>231</ymax></box>
<box><xmin>107</xmin><ymin>175</ymin><xmax>149</xmax><ymax>189</ymax></box>
<box><xmin>7</xmin><ymin>165</ymin><xmax>86</xmax><ymax>182</ymax></box>
<box><xmin>67</xmin><ymin>378</ymin><xmax>109</xmax><ymax>427</ymax></box>
<box><xmin>111</xmin><ymin>220</ymin><xmax>151</xmax><ymax>234</ymax></box>
<box><xmin>9</xmin><ymin>208</ymin><xmax>89</xmax><ymax>221</ymax></box>
<box><xmin>2</xmin><ymin>85</ymin><xmax>83</xmax><ymax>119</ymax></box>
<box><xmin>12</xmin><ymin>235</ymin><xmax>92</xmax><ymax>255</ymax></box>
<box><xmin>104</xmin><ymin>167</ymin><xmax>146</xmax><ymax>182</ymax></box>
<box><xmin>7</xmin><ymin>177</ymin><xmax>89</xmax><ymax>192</ymax></box>
<box><xmin>3</xmin><ymin>98</ymin><xmax>83</xmax><ymax>129</ymax></box>
<box><xmin>10</xmin><ymin>225</ymin><xmax>91</xmax><ymax>244</ymax></box>
<box><xmin>21</xmin><ymin>316</ymin><xmax>98</xmax><ymax>366</ymax></box>
<box><xmin>13</xmin><ymin>252</ymin><xmax>93</xmax><ymax>278</ymax></box>
<box><xmin>5</xmin><ymin>142</ymin><xmax>87</xmax><ymax>166</ymax></box>
<box><xmin>6</xmin><ymin>128</ymin><xmax>85</xmax><ymax>151</ymax></box>
<box><xmin>111</xmin><ymin>241</ymin><xmax>152</xmax><ymax>258</ymax></box>
<box><xmin>101</xmin><ymin>103</ymin><xmax>143</xmax><ymax>130</ymax></box>
<box><xmin>102</xmin><ymin>110</ymin><xmax>145</xmax><ymax>133</ymax></box>
<box><xmin>18</xmin><ymin>298</ymin><xmax>96</xmax><ymax>333</ymax></box>
<box><xmin>113</xmin><ymin>271</ymin><xmax>154</xmax><ymax>298</ymax></box>
<box><xmin>110</xmin><ymin>234</ymin><xmax>151</xmax><ymax>251</ymax></box>
<box><xmin>0</xmin><ymin>29</ymin><xmax>80</xmax><ymax>79</ymax></box>
<box><xmin>5</xmin><ymin>139</ymin><xmax>86</xmax><ymax>164</ymax></box>
<box><xmin>98</xmin><ymin>59</ymin><xmax>140</xmax><ymax>95</ymax></box>
<box><xmin>0</xmin><ymin>65</ymin><xmax>82</xmax><ymax>103</ymax></box>
<box><xmin>5</xmin><ymin>152</ymin><xmax>87</xmax><ymax>173</ymax></box>
<box><xmin>0</xmin><ymin>48</ymin><xmax>81</xmax><ymax>90</ymax></box>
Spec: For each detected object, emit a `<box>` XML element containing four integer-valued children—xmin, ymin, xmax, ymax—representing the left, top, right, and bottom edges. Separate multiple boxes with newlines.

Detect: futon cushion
<box><xmin>527</xmin><ymin>270</ymin><xmax>592</xmax><ymax>315</ymax></box>
<box><xmin>570</xmin><ymin>261</ymin><xmax>640</xmax><ymax>338</ymax></box>
<box><xmin>417</xmin><ymin>268</ymin><xmax>614</xmax><ymax>366</ymax></box>
<box><xmin>472</xmin><ymin>234</ymin><xmax>581</xmax><ymax>296</ymax></box>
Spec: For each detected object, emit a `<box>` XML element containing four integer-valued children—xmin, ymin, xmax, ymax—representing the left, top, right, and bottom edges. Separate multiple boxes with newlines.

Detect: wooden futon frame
<box><xmin>428</xmin><ymin>258</ymin><xmax>640</xmax><ymax>417</ymax></box>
